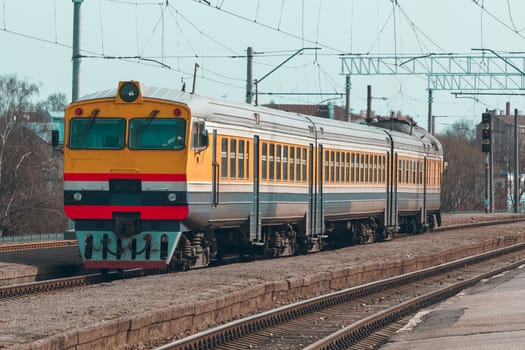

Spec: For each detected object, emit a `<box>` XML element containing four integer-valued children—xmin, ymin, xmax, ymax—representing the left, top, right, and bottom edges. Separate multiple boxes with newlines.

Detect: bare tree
<box><xmin>438</xmin><ymin>120</ymin><xmax>486</xmax><ymax>211</ymax></box>
<box><xmin>0</xmin><ymin>74</ymin><xmax>66</xmax><ymax>236</ymax></box>
<box><xmin>36</xmin><ymin>92</ymin><xmax>67</xmax><ymax>112</ymax></box>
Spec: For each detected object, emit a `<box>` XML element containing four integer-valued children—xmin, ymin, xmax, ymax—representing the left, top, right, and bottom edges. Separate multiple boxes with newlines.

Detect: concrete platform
<box><xmin>381</xmin><ymin>265</ymin><xmax>525</xmax><ymax>350</ymax></box>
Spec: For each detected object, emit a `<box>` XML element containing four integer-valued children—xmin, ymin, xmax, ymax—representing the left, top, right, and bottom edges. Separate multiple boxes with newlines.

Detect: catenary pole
<box><xmin>246</xmin><ymin>47</ymin><xmax>253</xmax><ymax>103</ymax></box>
<box><xmin>514</xmin><ymin>109</ymin><xmax>520</xmax><ymax>213</ymax></box>
<box><xmin>72</xmin><ymin>0</ymin><xmax>83</xmax><ymax>102</ymax></box>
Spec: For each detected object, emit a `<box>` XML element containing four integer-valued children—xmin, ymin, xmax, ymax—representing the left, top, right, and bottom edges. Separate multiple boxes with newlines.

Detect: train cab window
<box><xmin>69</xmin><ymin>118</ymin><xmax>125</xmax><ymax>150</ymax></box>
<box><xmin>129</xmin><ymin>118</ymin><xmax>186</xmax><ymax>150</ymax></box>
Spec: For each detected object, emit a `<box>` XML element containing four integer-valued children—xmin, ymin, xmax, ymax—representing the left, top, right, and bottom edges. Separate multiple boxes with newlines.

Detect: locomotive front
<box><xmin>63</xmin><ymin>81</ymin><xmax>191</xmax><ymax>269</ymax></box>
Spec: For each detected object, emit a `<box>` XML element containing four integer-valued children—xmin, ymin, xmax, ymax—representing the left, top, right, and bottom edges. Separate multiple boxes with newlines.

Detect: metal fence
<box><xmin>0</xmin><ymin>232</ymin><xmax>65</xmax><ymax>243</ymax></box>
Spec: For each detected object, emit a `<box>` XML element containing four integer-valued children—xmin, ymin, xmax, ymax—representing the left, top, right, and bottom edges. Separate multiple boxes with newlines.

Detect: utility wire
<box><xmin>167</xmin><ymin>4</ymin><xmax>239</xmax><ymax>55</ymax></box>
<box><xmin>190</xmin><ymin>0</ymin><xmax>346</xmax><ymax>53</ymax></box>
<box><xmin>470</xmin><ymin>0</ymin><xmax>525</xmax><ymax>40</ymax></box>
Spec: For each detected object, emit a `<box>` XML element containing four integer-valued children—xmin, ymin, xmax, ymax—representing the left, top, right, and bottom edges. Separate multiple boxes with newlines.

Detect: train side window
<box><xmin>246</xmin><ymin>141</ymin><xmax>250</xmax><ymax>179</ymax></box>
<box><xmin>405</xmin><ymin>160</ymin><xmax>410</xmax><ymax>184</ymax></box>
<box><xmin>269</xmin><ymin>144</ymin><xmax>275</xmax><ymax>180</ymax></box>
<box><xmin>289</xmin><ymin>147</ymin><xmax>295</xmax><ymax>181</ymax></box>
<box><xmin>345</xmin><ymin>152</ymin><xmax>350</xmax><ymax>183</ymax></box>
<box><xmin>331</xmin><ymin>151</ymin><xmax>335</xmax><ymax>183</ymax></box>
<box><xmin>363</xmin><ymin>154</ymin><xmax>367</xmax><ymax>183</ymax></box>
<box><xmin>221</xmin><ymin>138</ymin><xmax>228</xmax><ymax>179</ymax></box>
<box><xmin>398</xmin><ymin>159</ymin><xmax>403</xmax><ymax>184</ymax></box>
<box><xmin>276</xmin><ymin>145</ymin><xmax>282</xmax><ymax>181</ymax></box>
<box><xmin>381</xmin><ymin>156</ymin><xmax>386</xmax><ymax>182</ymax></box>
<box><xmin>262</xmin><ymin>142</ymin><xmax>267</xmax><ymax>180</ymax></box>
<box><xmin>283</xmin><ymin>146</ymin><xmax>288</xmax><ymax>181</ymax></box>
<box><xmin>377</xmin><ymin>155</ymin><xmax>380</xmax><ymax>183</ymax></box>
<box><xmin>294</xmin><ymin>148</ymin><xmax>299</xmax><ymax>181</ymax></box>
<box><xmin>412</xmin><ymin>160</ymin><xmax>416</xmax><ymax>184</ymax></box>
<box><xmin>230</xmin><ymin>139</ymin><xmax>237</xmax><ymax>179</ymax></box>
<box><xmin>238</xmin><ymin>140</ymin><xmax>245</xmax><ymax>179</ymax></box>
<box><xmin>335</xmin><ymin>152</ymin><xmax>340</xmax><ymax>183</ymax></box>
<box><xmin>324</xmin><ymin>150</ymin><xmax>330</xmax><ymax>183</ymax></box>
<box><xmin>301</xmin><ymin>148</ymin><xmax>307</xmax><ymax>182</ymax></box>
<box><xmin>355</xmin><ymin>153</ymin><xmax>360</xmax><ymax>183</ymax></box>
<box><xmin>351</xmin><ymin>153</ymin><xmax>355</xmax><ymax>183</ymax></box>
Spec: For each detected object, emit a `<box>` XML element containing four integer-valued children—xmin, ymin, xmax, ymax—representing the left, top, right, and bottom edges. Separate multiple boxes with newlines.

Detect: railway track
<box><xmin>1</xmin><ymin>218</ymin><xmax>524</xmax><ymax>302</ymax></box>
<box><xmin>0</xmin><ymin>268</ymin><xmax>156</xmax><ymax>301</ymax></box>
<box><xmin>154</xmin><ymin>242</ymin><xmax>525</xmax><ymax>350</ymax></box>
<box><xmin>0</xmin><ymin>239</ymin><xmax>77</xmax><ymax>252</ymax></box>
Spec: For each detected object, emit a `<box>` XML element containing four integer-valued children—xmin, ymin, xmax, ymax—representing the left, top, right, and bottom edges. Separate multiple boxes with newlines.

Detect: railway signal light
<box><xmin>481</xmin><ymin>112</ymin><xmax>492</xmax><ymax>124</ymax></box>
<box><xmin>481</xmin><ymin>112</ymin><xmax>492</xmax><ymax>153</ymax></box>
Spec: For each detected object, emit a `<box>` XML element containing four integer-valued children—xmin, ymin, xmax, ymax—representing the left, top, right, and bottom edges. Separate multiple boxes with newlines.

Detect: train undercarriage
<box><xmin>170</xmin><ymin>210</ymin><xmax>441</xmax><ymax>270</ymax></box>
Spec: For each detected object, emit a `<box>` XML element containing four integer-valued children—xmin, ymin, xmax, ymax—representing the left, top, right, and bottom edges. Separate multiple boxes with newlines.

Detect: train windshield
<box><xmin>129</xmin><ymin>118</ymin><xmax>186</xmax><ymax>150</ymax></box>
<box><xmin>69</xmin><ymin>118</ymin><xmax>125</xmax><ymax>149</ymax></box>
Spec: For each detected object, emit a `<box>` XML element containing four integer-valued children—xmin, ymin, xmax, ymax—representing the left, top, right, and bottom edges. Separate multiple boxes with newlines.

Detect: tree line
<box><xmin>0</xmin><ymin>74</ymin><xmax>66</xmax><ymax>236</ymax></box>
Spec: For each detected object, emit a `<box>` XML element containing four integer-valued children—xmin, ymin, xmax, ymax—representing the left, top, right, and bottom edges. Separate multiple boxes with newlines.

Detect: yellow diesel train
<box><xmin>61</xmin><ymin>81</ymin><xmax>443</xmax><ymax>270</ymax></box>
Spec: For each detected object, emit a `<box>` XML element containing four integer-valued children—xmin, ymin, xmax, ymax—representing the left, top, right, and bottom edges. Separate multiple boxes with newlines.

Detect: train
<box><xmin>59</xmin><ymin>81</ymin><xmax>443</xmax><ymax>270</ymax></box>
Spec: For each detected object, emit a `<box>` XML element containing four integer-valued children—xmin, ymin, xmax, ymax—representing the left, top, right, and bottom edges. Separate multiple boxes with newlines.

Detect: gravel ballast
<box><xmin>2</xmin><ymin>213</ymin><xmax>524</xmax><ymax>349</ymax></box>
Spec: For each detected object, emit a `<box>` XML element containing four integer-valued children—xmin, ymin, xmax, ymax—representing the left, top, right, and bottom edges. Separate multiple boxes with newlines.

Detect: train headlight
<box><xmin>119</xmin><ymin>82</ymin><xmax>139</xmax><ymax>102</ymax></box>
<box><xmin>73</xmin><ymin>192</ymin><xmax>83</xmax><ymax>202</ymax></box>
<box><xmin>168</xmin><ymin>193</ymin><xmax>177</xmax><ymax>202</ymax></box>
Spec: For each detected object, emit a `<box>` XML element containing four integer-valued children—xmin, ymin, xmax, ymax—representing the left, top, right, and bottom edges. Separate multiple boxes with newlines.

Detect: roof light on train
<box><xmin>75</xmin><ymin>107</ymin><xmax>83</xmax><ymax>116</ymax></box>
<box><xmin>119</xmin><ymin>82</ymin><xmax>139</xmax><ymax>102</ymax></box>
<box><xmin>173</xmin><ymin>108</ymin><xmax>181</xmax><ymax>116</ymax></box>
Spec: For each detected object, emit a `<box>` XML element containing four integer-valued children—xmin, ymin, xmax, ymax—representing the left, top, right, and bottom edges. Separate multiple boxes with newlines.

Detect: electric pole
<box><xmin>246</xmin><ymin>47</ymin><xmax>253</xmax><ymax>103</ymax></box>
<box><xmin>72</xmin><ymin>0</ymin><xmax>83</xmax><ymax>102</ymax></box>
<box><xmin>514</xmin><ymin>108</ymin><xmax>520</xmax><ymax>213</ymax></box>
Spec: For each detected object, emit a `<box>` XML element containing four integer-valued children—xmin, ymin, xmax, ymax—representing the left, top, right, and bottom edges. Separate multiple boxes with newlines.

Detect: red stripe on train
<box><xmin>64</xmin><ymin>173</ymin><xmax>187</xmax><ymax>181</ymax></box>
<box><xmin>64</xmin><ymin>205</ymin><xmax>188</xmax><ymax>220</ymax></box>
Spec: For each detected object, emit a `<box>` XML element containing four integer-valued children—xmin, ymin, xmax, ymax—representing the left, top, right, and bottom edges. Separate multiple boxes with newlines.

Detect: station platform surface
<box><xmin>380</xmin><ymin>265</ymin><xmax>525</xmax><ymax>350</ymax></box>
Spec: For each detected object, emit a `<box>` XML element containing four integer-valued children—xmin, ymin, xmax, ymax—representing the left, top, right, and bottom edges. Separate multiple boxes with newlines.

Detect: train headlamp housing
<box><xmin>116</xmin><ymin>81</ymin><xmax>143</xmax><ymax>104</ymax></box>
<box><xmin>73</xmin><ymin>192</ymin><xmax>83</xmax><ymax>202</ymax></box>
<box><xmin>119</xmin><ymin>82</ymin><xmax>139</xmax><ymax>102</ymax></box>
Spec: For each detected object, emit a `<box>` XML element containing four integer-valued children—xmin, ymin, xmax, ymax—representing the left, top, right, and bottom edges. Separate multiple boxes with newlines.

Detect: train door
<box><xmin>423</xmin><ymin>156</ymin><xmax>428</xmax><ymax>229</ymax></box>
<box><xmin>211</xmin><ymin>129</ymin><xmax>219</xmax><ymax>207</ymax></box>
<box><xmin>305</xmin><ymin>142</ymin><xmax>324</xmax><ymax>252</ymax></box>
<box><xmin>384</xmin><ymin>131</ymin><xmax>398</xmax><ymax>236</ymax></box>
<box><xmin>249</xmin><ymin>135</ymin><xmax>261</xmax><ymax>242</ymax></box>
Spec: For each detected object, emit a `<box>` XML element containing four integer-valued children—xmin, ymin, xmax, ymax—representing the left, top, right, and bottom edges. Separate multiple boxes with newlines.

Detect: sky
<box><xmin>2</xmin><ymin>0</ymin><xmax>525</xmax><ymax>132</ymax></box>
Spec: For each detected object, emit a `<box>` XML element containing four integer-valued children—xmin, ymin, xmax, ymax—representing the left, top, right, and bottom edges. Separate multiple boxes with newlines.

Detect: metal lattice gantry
<box><xmin>340</xmin><ymin>52</ymin><xmax>525</xmax><ymax>91</ymax></box>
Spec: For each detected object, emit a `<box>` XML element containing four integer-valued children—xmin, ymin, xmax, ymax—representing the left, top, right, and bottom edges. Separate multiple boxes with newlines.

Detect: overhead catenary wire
<box><xmin>470</xmin><ymin>0</ymin><xmax>525</xmax><ymax>40</ymax></box>
<box><xmin>190</xmin><ymin>0</ymin><xmax>346</xmax><ymax>54</ymax></box>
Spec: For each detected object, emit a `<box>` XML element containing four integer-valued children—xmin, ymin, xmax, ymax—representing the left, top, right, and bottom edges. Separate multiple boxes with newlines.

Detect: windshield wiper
<box><xmin>80</xmin><ymin>109</ymin><xmax>100</xmax><ymax>139</ymax></box>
